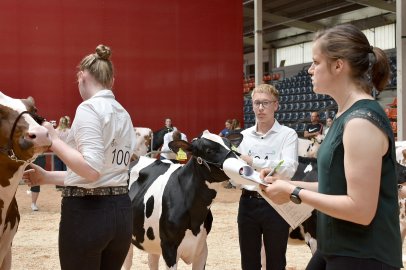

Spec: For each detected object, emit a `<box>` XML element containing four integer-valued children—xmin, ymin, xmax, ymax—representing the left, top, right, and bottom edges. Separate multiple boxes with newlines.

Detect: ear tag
<box><xmin>231</xmin><ymin>145</ymin><xmax>238</xmax><ymax>152</ymax></box>
<box><xmin>176</xmin><ymin>148</ymin><xmax>187</xmax><ymax>161</ymax></box>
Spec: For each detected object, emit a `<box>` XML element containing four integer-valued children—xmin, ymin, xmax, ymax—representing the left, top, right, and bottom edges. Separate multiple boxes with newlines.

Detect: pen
<box><xmin>267</xmin><ymin>160</ymin><xmax>284</xmax><ymax>177</ymax></box>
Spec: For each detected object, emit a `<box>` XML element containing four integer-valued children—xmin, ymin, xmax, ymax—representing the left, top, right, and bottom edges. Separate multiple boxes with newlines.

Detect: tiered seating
<box><xmin>242</xmin><ymin>69</ymin><xmax>338</xmax><ymax>133</ymax></box>
<box><xmin>388</xmin><ymin>56</ymin><xmax>397</xmax><ymax>89</ymax></box>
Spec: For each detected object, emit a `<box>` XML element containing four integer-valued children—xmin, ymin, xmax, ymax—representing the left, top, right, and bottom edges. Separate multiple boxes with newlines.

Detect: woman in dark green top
<box><xmin>260</xmin><ymin>24</ymin><xmax>402</xmax><ymax>269</ymax></box>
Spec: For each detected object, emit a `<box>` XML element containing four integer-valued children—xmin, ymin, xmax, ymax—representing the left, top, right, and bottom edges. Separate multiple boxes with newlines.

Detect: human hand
<box><xmin>42</xmin><ymin>121</ymin><xmax>58</xmax><ymax>141</ymax></box>
<box><xmin>23</xmin><ymin>163</ymin><xmax>47</xmax><ymax>187</ymax></box>
<box><xmin>240</xmin><ymin>154</ymin><xmax>252</xmax><ymax>166</ymax></box>
<box><xmin>260</xmin><ymin>180</ymin><xmax>295</xmax><ymax>204</ymax></box>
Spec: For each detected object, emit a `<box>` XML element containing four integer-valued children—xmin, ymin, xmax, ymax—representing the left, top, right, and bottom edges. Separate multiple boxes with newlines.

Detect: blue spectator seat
<box><xmin>297</xmin><ymin>123</ymin><xmax>306</xmax><ymax>132</ymax></box>
<box><xmin>285</xmin><ymin>112</ymin><xmax>292</xmax><ymax>122</ymax></box>
<box><xmin>278</xmin><ymin>113</ymin><xmax>286</xmax><ymax>122</ymax></box>
<box><xmin>291</xmin><ymin>112</ymin><xmax>299</xmax><ymax>122</ymax></box>
<box><xmin>319</xmin><ymin>111</ymin><xmax>328</xmax><ymax>121</ymax></box>
<box><xmin>305</xmin><ymin>102</ymin><xmax>313</xmax><ymax>111</ymax></box>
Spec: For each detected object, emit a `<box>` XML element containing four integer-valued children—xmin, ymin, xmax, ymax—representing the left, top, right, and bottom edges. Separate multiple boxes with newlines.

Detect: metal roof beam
<box><xmin>244</xmin><ymin>7</ymin><xmax>324</xmax><ymax>33</ymax></box>
<box><xmin>344</xmin><ymin>0</ymin><xmax>395</xmax><ymax>13</ymax></box>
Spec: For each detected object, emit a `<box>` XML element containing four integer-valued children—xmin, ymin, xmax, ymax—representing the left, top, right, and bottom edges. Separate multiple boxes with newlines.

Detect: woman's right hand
<box><xmin>23</xmin><ymin>163</ymin><xmax>47</xmax><ymax>186</ymax></box>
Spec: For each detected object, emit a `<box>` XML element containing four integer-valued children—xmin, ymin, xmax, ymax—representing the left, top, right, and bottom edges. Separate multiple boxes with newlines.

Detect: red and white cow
<box><xmin>133</xmin><ymin>127</ymin><xmax>153</xmax><ymax>160</ymax></box>
<box><xmin>0</xmin><ymin>92</ymin><xmax>51</xmax><ymax>270</ymax></box>
<box><xmin>122</xmin><ymin>130</ymin><xmax>243</xmax><ymax>270</ymax></box>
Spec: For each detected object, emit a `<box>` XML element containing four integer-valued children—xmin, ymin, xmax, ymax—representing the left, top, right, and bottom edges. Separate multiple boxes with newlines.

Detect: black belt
<box><xmin>241</xmin><ymin>189</ymin><xmax>264</xmax><ymax>199</ymax></box>
<box><xmin>62</xmin><ymin>186</ymin><xmax>128</xmax><ymax>197</ymax></box>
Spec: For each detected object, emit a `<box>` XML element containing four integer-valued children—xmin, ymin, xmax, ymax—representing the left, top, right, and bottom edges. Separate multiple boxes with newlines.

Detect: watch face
<box><xmin>290</xmin><ymin>194</ymin><xmax>301</xmax><ymax>204</ymax></box>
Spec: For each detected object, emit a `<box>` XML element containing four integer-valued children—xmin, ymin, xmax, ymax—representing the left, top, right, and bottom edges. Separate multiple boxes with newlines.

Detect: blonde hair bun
<box><xmin>95</xmin><ymin>44</ymin><xmax>111</xmax><ymax>61</ymax></box>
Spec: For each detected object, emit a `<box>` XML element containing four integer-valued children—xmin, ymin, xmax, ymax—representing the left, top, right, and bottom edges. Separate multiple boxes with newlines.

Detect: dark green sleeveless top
<box><xmin>317</xmin><ymin>99</ymin><xmax>402</xmax><ymax>268</ymax></box>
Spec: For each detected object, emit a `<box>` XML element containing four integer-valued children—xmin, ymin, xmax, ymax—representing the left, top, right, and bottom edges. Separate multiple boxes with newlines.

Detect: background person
<box><xmin>323</xmin><ymin>117</ymin><xmax>333</xmax><ymax>136</ymax></box>
<box><xmin>260</xmin><ymin>24</ymin><xmax>402</xmax><ymax>269</ymax></box>
<box><xmin>304</xmin><ymin>111</ymin><xmax>323</xmax><ymax>139</ymax></box>
<box><xmin>152</xmin><ymin>118</ymin><xmax>175</xmax><ymax>151</ymax></box>
<box><xmin>219</xmin><ymin>119</ymin><xmax>232</xmax><ymax>137</ymax></box>
<box><xmin>23</xmin><ymin>44</ymin><xmax>136</xmax><ymax>270</ymax></box>
<box><xmin>54</xmin><ymin>116</ymin><xmax>70</xmax><ymax>189</ymax></box>
<box><xmin>230</xmin><ymin>118</ymin><xmax>243</xmax><ymax>134</ymax></box>
<box><xmin>237</xmin><ymin>84</ymin><xmax>298</xmax><ymax>270</ymax></box>
<box><xmin>160</xmin><ymin>129</ymin><xmax>187</xmax><ymax>161</ymax></box>
<box><xmin>29</xmin><ymin>154</ymin><xmax>46</xmax><ymax>211</ymax></box>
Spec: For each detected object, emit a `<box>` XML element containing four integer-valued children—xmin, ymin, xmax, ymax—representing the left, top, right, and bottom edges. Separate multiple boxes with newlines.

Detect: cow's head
<box><xmin>0</xmin><ymin>92</ymin><xmax>51</xmax><ymax>167</ymax></box>
<box><xmin>168</xmin><ymin>130</ymin><xmax>243</xmax><ymax>182</ymax></box>
<box><xmin>132</xmin><ymin>127</ymin><xmax>153</xmax><ymax>161</ymax></box>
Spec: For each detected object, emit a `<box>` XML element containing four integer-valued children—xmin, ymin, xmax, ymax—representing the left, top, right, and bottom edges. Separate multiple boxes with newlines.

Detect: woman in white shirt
<box><xmin>24</xmin><ymin>45</ymin><xmax>136</xmax><ymax>270</ymax></box>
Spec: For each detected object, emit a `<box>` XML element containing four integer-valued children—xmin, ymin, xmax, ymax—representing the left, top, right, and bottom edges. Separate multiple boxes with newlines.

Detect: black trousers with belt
<box><xmin>59</xmin><ymin>193</ymin><xmax>132</xmax><ymax>270</ymax></box>
<box><xmin>238</xmin><ymin>189</ymin><xmax>290</xmax><ymax>270</ymax></box>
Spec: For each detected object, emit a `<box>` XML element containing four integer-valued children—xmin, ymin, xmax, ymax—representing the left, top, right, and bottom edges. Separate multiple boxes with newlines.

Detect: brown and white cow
<box><xmin>122</xmin><ymin>130</ymin><xmax>243</xmax><ymax>270</ymax></box>
<box><xmin>0</xmin><ymin>92</ymin><xmax>51</xmax><ymax>270</ymax></box>
<box><xmin>133</xmin><ymin>127</ymin><xmax>153</xmax><ymax>160</ymax></box>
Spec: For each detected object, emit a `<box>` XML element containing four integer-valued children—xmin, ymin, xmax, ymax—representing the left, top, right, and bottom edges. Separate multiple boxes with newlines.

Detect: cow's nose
<box><xmin>27</xmin><ymin>125</ymin><xmax>51</xmax><ymax>147</ymax></box>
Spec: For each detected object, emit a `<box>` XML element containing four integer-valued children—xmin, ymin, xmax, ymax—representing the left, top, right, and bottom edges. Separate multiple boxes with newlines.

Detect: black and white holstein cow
<box><xmin>122</xmin><ymin>130</ymin><xmax>243</xmax><ymax>270</ymax></box>
<box><xmin>287</xmin><ymin>136</ymin><xmax>322</xmax><ymax>255</ymax></box>
<box><xmin>0</xmin><ymin>92</ymin><xmax>51</xmax><ymax>270</ymax></box>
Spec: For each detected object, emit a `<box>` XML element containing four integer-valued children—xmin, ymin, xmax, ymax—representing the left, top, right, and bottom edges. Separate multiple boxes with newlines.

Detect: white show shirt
<box><xmin>238</xmin><ymin>120</ymin><xmax>298</xmax><ymax>191</ymax></box>
<box><xmin>65</xmin><ymin>90</ymin><xmax>136</xmax><ymax>188</ymax></box>
<box><xmin>160</xmin><ymin>131</ymin><xmax>188</xmax><ymax>160</ymax></box>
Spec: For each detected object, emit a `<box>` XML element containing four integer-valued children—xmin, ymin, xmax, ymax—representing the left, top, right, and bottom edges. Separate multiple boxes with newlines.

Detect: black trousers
<box><xmin>59</xmin><ymin>194</ymin><xmax>133</xmax><ymax>270</ymax></box>
<box><xmin>238</xmin><ymin>196</ymin><xmax>290</xmax><ymax>270</ymax></box>
<box><xmin>306</xmin><ymin>249</ymin><xmax>400</xmax><ymax>270</ymax></box>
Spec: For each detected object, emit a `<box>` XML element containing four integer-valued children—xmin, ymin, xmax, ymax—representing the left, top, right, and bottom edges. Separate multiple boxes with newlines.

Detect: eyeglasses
<box><xmin>252</xmin><ymin>100</ymin><xmax>277</xmax><ymax>109</ymax></box>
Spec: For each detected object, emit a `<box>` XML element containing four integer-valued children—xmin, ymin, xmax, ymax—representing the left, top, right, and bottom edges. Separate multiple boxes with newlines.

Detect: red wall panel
<box><xmin>0</xmin><ymin>0</ymin><xmax>243</xmax><ymax>139</ymax></box>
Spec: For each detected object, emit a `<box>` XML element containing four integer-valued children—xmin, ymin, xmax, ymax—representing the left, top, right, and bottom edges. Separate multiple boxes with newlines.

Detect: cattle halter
<box><xmin>195</xmin><ymin>149</ymin><xmax>235</xmax><ymax>171</ymax></box>
<box><xmin>0</xmin><ymin>110</ymin><xmax>42</xmax><ymax>163</ymax></box>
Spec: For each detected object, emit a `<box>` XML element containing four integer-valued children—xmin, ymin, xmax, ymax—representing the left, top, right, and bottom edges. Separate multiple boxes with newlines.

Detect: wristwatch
<box><xmin>290</xmin><ymin>187</ymin><xmax>303</xmax><ymax>204</ymax></box>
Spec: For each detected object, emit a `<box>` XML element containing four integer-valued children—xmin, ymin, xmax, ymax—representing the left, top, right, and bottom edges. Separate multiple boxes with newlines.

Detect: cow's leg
<box><xmin>0</xmin><ymin>248</ymin><xmax>12</xmax><ymax>270</ymax></box>
<box><xmin>399</xmin><ymin>198</ymin><xmax>406</xmax><ymax>243</ymax></box>
<box><xmin>148</xmin><ymin>253</ymin><xmax>160</xmax><ymax>270</ymax></box>
<box><xmin>304</xmin><ymin>233</ymin><xmax>317</xmax><ymax>255</ymax></box>
<box><xmin>191</xmin><ymin>240</ymin><xmax>208</xmax><ymax>270</ymax></box>
<box><xmin>161</xmin><ymin>241</ymin><xmax>179</xmax><ymax>270</ymax></box>
<box><xmin>121</xmin><ymin>245</ymin><xmax>133</xmax><ymax>270</ymax></box>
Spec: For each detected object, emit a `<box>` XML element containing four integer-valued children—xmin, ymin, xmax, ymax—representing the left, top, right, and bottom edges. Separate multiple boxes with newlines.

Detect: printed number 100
<box><xmin>112</xmin><ymin>149</ymin><xmax>130</xmax><ymax>166</ymax></box>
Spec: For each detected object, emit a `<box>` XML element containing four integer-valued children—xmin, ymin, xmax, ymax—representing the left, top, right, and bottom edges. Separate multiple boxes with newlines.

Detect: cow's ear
<box><xmin>21</xmin><ymin>96</ymin><xmax>36</xmax><ymax>113</ymax></box>
<box><xmin>169</xmin><ymin>140</ymin><xmax>192</xmax><ymax>154</ymax></box>
<box><xmin>225</xmin><ymin>133</ymin><xmax>243</xmax><ymax>148</ymax></box>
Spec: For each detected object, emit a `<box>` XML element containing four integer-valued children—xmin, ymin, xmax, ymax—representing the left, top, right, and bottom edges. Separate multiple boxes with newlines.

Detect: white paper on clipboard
<box><xmin>223</xmin><ymin>158</ymin><xmax>314</xmax><ymax>229</ymax></box>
